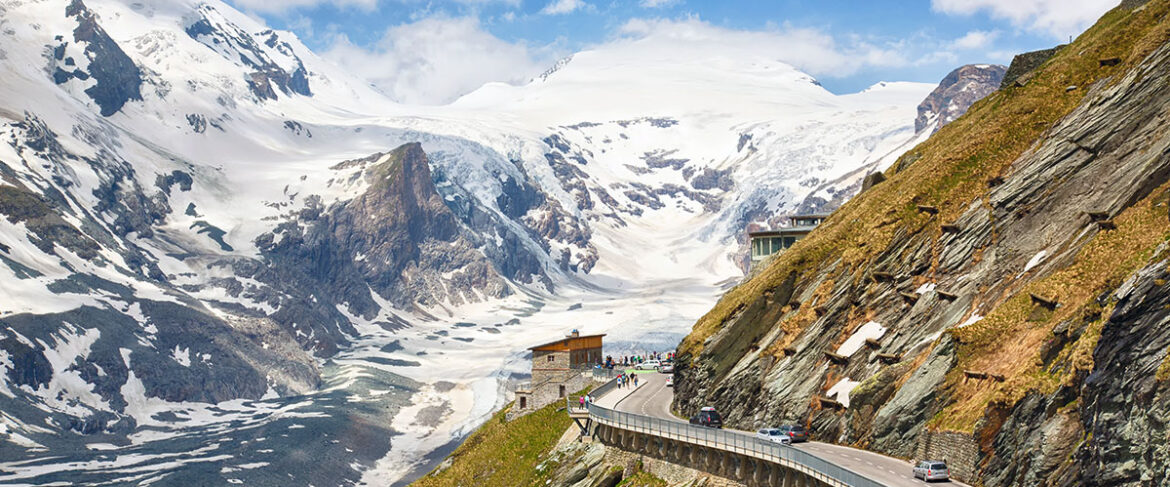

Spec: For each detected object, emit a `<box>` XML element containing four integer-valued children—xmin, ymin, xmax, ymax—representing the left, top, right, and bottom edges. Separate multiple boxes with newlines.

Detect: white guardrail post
<box><xmin>583</xmin><ymin>376</ymin><xmax>886</xmax><ymax>487</ymax></box>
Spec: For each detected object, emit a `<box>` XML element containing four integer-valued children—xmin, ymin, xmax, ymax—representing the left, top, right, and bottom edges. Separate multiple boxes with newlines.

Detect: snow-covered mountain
<box><xmin>915</xmin><ymin>64</ymin><xmax>1006</xmax><ymax>134</ymax></box>
<box><xmin>0</xmin><ymin>0</ymin><xmax>956</xmax><ymax>484</ymax></box>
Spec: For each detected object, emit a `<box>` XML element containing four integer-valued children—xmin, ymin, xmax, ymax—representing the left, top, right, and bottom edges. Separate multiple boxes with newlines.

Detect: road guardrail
<box><xmin>578</xmin><ymin>378</ymin><xmax>886</xmax><ymax>487</ymax></box>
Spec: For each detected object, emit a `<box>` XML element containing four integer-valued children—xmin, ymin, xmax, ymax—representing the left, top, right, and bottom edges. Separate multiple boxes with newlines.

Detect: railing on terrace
<box><xmin>592</xmin><ymin>367</ymin><xmax>619</xmax><ymax>380</ymax></box>
<box><xmin>574</xmin><ymin>377</ymin><xmax>884</xmax><ymax>487</ymax></box>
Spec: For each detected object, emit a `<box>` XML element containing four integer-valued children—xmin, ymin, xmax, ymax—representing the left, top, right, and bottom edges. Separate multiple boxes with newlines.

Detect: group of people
<box><xmin>615</xmin><ymin>373</ymin><xmax>638</xmax><ymax>388</ymax></box>
<box><xmin>577</xmin><ymin>395</ymin><xmax>594</xmax><ymax>408</ymax></box>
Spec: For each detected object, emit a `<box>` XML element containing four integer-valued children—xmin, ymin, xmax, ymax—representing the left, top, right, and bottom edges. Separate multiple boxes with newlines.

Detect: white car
<box><xmin>756</xmin><ymin>428</ymin><xmax>793</xmax><ymax>445</ymax></box>
<box><xmin>635</xmin><ymin>361</ymin><xmax>661</xmax><ymax>370</ymax></box>
<box><xmin>666</xmin><ymin>377</ymin><xmax>673</xmax><ymax>387</ymax></box>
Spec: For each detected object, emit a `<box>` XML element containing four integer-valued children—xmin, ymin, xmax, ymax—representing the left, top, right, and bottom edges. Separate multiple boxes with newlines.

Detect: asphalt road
<box><xmin>610</xmin><ymin>373</ymin><xmax>970</xmax><ymax>487</ymax></box>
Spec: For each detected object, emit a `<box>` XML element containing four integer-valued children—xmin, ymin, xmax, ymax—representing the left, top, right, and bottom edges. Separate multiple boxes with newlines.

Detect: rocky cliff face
<box><xmin>915</xmin><ymin>64</ymin><xmax>1005</xmax><ymax>134</ymax></box>
<box><xmin>674</xmin><ymin>2</ymin><xmax>1170</xmax><ymax>486</ymax></box>
<box><xmin>246</xmin><ymin>143</ymin><xmax>528</xmax><ymax>354</ymax></box>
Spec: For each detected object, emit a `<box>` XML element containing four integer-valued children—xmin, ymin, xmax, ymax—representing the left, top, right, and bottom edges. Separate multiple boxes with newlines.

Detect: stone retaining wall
<box><xmin>914</xmin><ymin>430</ymin><xmax>979</xmax><ymax>481</ymax></box>
<box><xmin>603</xmin><ymin>445</ymin><xmax>746</xmax><ymax>487</ymax></box>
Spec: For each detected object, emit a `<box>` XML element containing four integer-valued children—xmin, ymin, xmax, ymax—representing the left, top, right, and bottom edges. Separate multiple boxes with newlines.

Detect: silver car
<box><xmin>912</xmin><ymin>461</ymin><xmax>949</xmax><ymax>482</ymax></box>
<box><xmin>755</xmin><ymin>428</ymin><xmax>793</xmax><ymax>445</ymax></box>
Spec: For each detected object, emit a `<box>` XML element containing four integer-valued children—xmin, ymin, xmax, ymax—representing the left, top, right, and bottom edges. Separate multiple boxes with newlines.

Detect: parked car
<box><xmin>659</xmin><ymin>364</ymin><xmax>674</xmax><ymax>373</ymax></box>
<box><xmin>756</xmin><ymin>428</ymin><xmax>793</xmax><ymax>445</ymax></box>
<box><xmin>912</xmin><ymin>460</ymin><xmax>950</xmax><ymax>482</ymax></box>
<box><xmin>635</xmin><ymin>360</ymin><xmax>662</xmax><ymax>370</ymax></box>
<box><xmin>665</xmin><ymin>376</ymin><xmax>673</xmax><ymax>387</ymax></box>
<box><xmin>777</xmin><ymin>425</ymin><xmax>809</xmax><ymax>443</ymax></box>
<box><xmin>689</xmin><ymin>407</ymin><xmax>723</xmax><ymax>428</ymax></box>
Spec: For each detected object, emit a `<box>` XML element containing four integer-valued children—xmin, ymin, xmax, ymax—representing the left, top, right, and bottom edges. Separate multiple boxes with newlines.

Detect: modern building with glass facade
<box><xmin>748</xmin><ymin>214</ymin><xmax>829</xmax><ymax>267</ymax></box>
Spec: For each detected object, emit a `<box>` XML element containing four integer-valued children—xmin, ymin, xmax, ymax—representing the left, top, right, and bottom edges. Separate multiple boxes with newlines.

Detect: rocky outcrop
<box><xmin>58</xmin><ymin>0</ymin><xmax>143</xmax><ymax>116</ymax></box>
<box><xmin>675</xmin><ymin>2</ymin><xmax>1170</xmax><ymax>485</ymax></box>
<box><xmin>915</xmin><ymin>64</ymin><xmax>1005</xmax><ymax>134</ymax></box>
<box><xmin>1001</xmin><ymin>46</ymin><xmax>1064</xmax><ymax>89</ymax></box>
<box><xmin>249</xmin><ymin>143</ymin><xmax>523</xmax><ymax>353</ymax></box>
<box><xmin>185</xmin><ymin>5</ymin><xmax>313</xmax><ymax>101</ymax></box>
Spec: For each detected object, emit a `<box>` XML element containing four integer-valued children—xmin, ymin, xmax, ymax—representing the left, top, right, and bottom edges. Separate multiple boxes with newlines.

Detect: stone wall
<box><xmin>507</xmin><ymin>370</ymin><xmax>591</xmax><ymax>421</ymax></box>
<box><xmin>602</xmin><ymin>444</ymin><xmax>746</xmax><ymax>487</ymax></box>
<box><xmin>1000</xmin><ymin>45</ymin><xmax>1064</xmax><ymax>88</ymax></box>
<box><xmin>914</xmin><ymin>430</ymin><xmax>979</xmax><ymax>481</ymax></box>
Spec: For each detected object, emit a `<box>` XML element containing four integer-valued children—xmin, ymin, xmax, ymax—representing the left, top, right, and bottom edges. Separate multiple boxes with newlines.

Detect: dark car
<box><xmin>689</xmin><ymin>407</ymin><xmax>723</xmax><ymax>428</ymax></box>
<box><xmin>778</xmin><ymin>425</ymin><xmax>809</xmax><ymax>443</ymax></box>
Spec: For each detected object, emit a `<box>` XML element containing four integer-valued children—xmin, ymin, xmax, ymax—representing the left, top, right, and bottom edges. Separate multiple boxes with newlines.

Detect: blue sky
<box><xmin>226</xmin><ymin>0</ymin><xmax>1120</xmax><ymax>104</ymax></box>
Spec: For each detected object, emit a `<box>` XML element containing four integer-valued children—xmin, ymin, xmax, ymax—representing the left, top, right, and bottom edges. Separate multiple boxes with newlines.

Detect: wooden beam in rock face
<box><xmin>872</xmin><ymin>272</ymin><xmax>894</xmax><ymax>283</ymax></box>
<box><xmin>917</xmin><ymin>205</ymin><xmax>939</xmax><ymax>215</ymax></box>
<box><xmin>1096</xmin><ymin>220</ymin><xmax>1117</xmax><ymax>230</ymax></box>
<box><xmin>941</xmin><ymin>224</ymin><xmax>961</xmax><ymax>233</ymax></box>
<box><xmin>1099</xmin><ymin>57</ymin><xmax>1122</xmax><ymax>66</ymax></box>
<box><xmin>824</xmin><ymin>351</ymin><xmax>848</xmax><ymax>365</ymax></box>
<box><xmin>987</xmin><ymin>176</ymin><xmax>1004</xmax><ymax>188</ymax></box>
<box><xmin>782</xmin><ymin>346</ymin><xmax>797</xmax><ymax>357</ymax></box>
<box><xmin>1030</xmin><ymin>293</ymin><xmax>1059</xmax><ymax>310</ymax></box>
<box><xmin>937</xmin><ymin>290</ymin><xmax>958</xmax><ymax>301</ymax></box>
<box><xmin>864</xmin><ymin>338</ymin><xmax>882</xmax><ymax>350</ymax></box>
<box><xmin>964</xmin><ymin>370</ymin><xmax>1007</xmax><ymax>382</ymax></box>
<box><xmin>963</xmin><ymin>370</ymin><xmax>988</xmax><ymax>380</ymax></box>
<box><xmin>1086</xmin><ymin>211</ymin><xmax>1110</xmax><ymax>221</ymax></box>
<box><xmin>816</xmin><ymin>396</ymin><xmax>844</xmax><ymax>409</ymax></box>
<box><xmin>875</xmin><ymin>353</ymin><xmax>901</xmax><ymax>364</ymax></box>
<box><xmin>900</xmin><ymin>292</ymin><xmax>919</xmax><ymax>304</ymax></box>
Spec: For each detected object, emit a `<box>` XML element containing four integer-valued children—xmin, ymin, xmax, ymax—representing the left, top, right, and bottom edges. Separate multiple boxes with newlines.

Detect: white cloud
<box><xmin>541</xmin><ymin>0</ymin><xmax>586</xmax><ymax>15</ymax></box>
<box><xmin>321</xmin><ymin>16</ymin><xmax>557</xmax><ymax>105</ymax></box>
<box><xmin>932</xmin><ymin>0</ymin><xmax>1119</xmax><ymax>38</ymax></box>
<box><xmin>615</xmin><ymin>17</ymin><xmax>917</xmax><ymax>78</ymax></box>
<box><xmin>952</xmin><ymin>29</ymin><xmax>999</xmax><ymax>49</ymax></box>
<box><xmin>640</xmin><ymin>0</ymin><xmax>680</xmax><ymax>7</ymax></box>
<box><xmin>228</xmin><ymin>0</ymin><xmax>520</xmax><ymax>14</ymax></box>
<box><xmin>228</xmin><ymin>0</ymin><xmax>377</xmax><ymax>14</ymax></box>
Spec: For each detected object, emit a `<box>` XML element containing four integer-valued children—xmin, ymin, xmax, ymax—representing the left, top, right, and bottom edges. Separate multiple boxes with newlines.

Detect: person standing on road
<box><xmin>633</xmin><ymin>375</ymin><xmax>638</xmax><ymax>387</ymax></box>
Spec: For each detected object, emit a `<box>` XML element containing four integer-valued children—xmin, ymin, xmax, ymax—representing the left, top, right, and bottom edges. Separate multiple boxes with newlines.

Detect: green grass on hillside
<box><xmin>411</xmin><ymin>392</ymin><xmax>582</xmax><ymax>487</ymax></box>
<box><xmin>617</xmin><ymin>471</ymin><xmax>668</xmax><ymax>487</ymax></box>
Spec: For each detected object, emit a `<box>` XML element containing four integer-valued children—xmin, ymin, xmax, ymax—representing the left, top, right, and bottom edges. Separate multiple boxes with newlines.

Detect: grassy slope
<box><xmin>410</xmin><ymin>398</ymin><xmax>575</xmax><ymax>487</ymax></box>
<box><xmin>679</xmin><ymin>0</ymin><xmax>1170</xmax><ymax>433</ymax></box>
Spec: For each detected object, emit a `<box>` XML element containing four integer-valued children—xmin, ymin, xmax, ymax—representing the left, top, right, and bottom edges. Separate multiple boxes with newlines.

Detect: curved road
<box><xmin>612</xmin><ymin>373</ymin><xmax>969</xmax><ymax>487</ymax></box>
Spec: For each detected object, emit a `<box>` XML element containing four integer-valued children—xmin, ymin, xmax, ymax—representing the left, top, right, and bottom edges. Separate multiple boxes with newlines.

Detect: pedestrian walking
<box><xmin>633</xmin><ymin>375</ymin><xmax>639</xmax><ymax>387</ymax></box>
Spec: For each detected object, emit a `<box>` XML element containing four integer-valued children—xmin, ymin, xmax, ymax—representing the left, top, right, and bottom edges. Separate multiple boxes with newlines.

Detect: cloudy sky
<box><xmin>226</xmin><ymin>0</ymin><xmax>1122</xmax><ymax>105</ymax></box>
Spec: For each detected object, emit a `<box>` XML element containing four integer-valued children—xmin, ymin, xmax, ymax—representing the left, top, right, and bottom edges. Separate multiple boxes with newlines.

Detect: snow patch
<box><xmin>171</xmin><ymin>346</ymin><xmax>191</xmax><ymax>367</ymax></box>
<box><xmin>826</xmin><ymin>378</ymin><xmax>861</xmax><ymax>408</ymax></box>
<box><xmin>1023</xmin><ymin>250</ymin><xmax>1048</xmax><ymax>274</ymax></box>
<box><xmin>836</xmin><ymin>321</ymin><xmax>887</xmax><ymax>357</ymax></box>
<box><xmin>957</xmin><ymin>314</ymin><xmax>983</xmax><ymax>329</ymax></box>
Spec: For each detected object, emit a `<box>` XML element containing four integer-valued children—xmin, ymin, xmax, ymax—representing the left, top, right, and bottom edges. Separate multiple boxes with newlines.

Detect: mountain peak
<box><xmin>915</xmin><ymin>63</ymin><xmax>1006</xmax><ymax>134</ymax></box>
